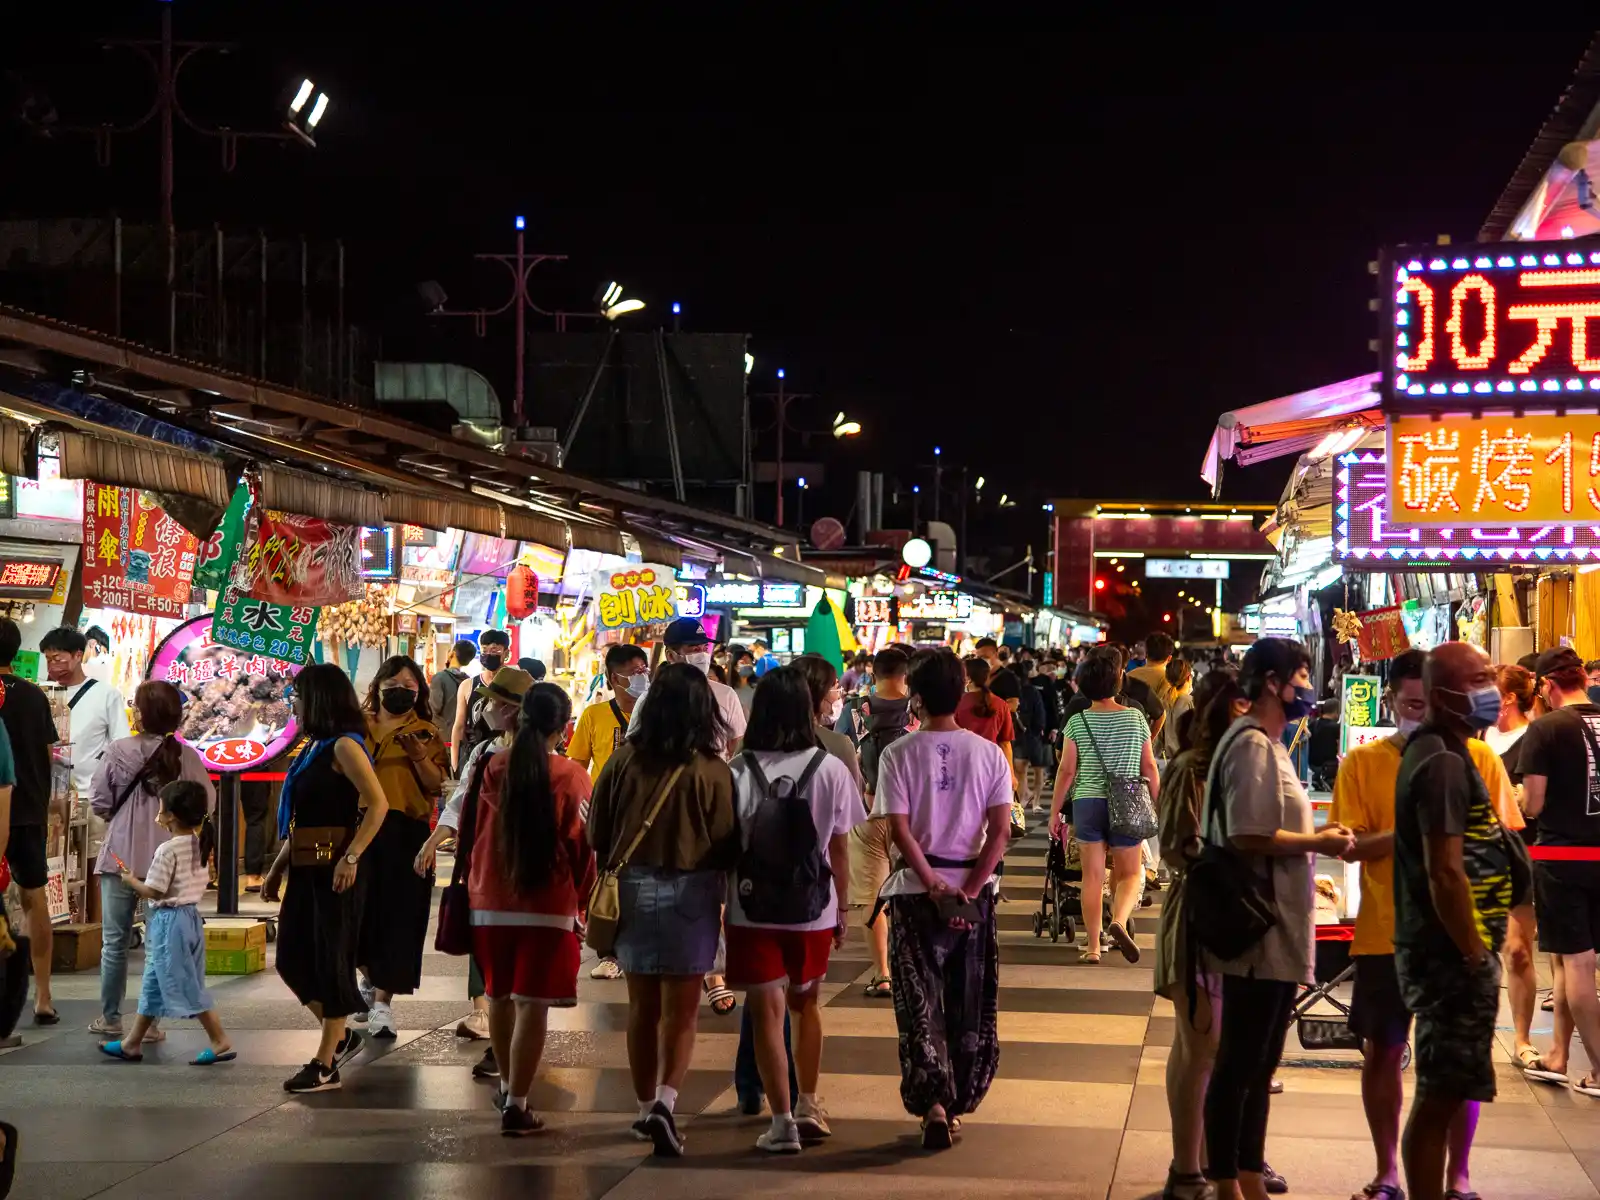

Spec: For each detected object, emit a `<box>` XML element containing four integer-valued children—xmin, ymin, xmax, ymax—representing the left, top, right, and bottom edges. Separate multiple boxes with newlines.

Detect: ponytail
<box><xmin>148</xmin><ymin>735</ymin><xmax>183</xmax><ymax>795</ymax></box>
<box><xmin>965</xmin><ymin>656</ymin><xmax>996</xmax><ymax>718</ymax></box>
<box><xmin>496</xmin><ymin>682</ymin><xmax>573</xmax><ymax>895</ymax></box>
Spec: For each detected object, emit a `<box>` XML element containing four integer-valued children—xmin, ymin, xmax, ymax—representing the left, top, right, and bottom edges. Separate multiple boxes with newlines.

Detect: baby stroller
<box><xmin>1031</xmin><ymin>833</ymin><xmax>1083</xmax><ymax>943</ymax></box>
<box><xmin>1289</xmin><ymin>920</ymin><xmax>1410</xmax><ymax>1069</ymax></box>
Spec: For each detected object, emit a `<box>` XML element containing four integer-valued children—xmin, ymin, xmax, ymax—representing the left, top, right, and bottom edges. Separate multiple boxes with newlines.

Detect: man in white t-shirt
<box><xmin>725</xmin><ymin>667</ymin><xmax>863</xmax><ymax>1153</ymax></box>
<box><xmin>873</xmin><ymin>648</ymin><xmax>1011</xmax><ymax>1151</ymax></box>
<box><xmin>629</xmin><ymin>617</ymin><xmax>747</xmax><ymax>758</ymax></box>
<box><xmin>42</xmin><ymin>626</ymin><xmax>131</xmax><ymax>798</ymax></box>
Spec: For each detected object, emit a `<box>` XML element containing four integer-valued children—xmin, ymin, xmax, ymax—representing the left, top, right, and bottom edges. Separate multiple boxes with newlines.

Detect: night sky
<box><xmin>4</xmin><ymin>14</ymin><xmax>1594</xmax><ymax>553</ymax></box>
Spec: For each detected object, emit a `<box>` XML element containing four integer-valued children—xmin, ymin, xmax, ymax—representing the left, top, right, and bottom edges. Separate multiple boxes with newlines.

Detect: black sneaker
<box><xmin>471</xmin><ymin>1048</ymin><xmax>500</xmax><ymax>1079</ymax></box>
<box><xmin>334</xmin><ymin>1029</ymin><xmax>364</xmax><ymax>1069</ymax></box>
<box><xmin>645</xmin><ymin>1101</ymin><xmax>684</xmax><ymax>1157</ymax></box>
<box><xmin>283</xmin><ymin>1060</ymin><xmax>340</xmax><ymax>1094</ymax></box>
<box><xmin>492</xmin><ymin>1086</ymin><xmax>510</xmax><ymax>1114</ymax></box>
<box><xmin>501</xmin><ymin>1104</ymin><xmax>544</xmax><ymax>1136</ymax></box>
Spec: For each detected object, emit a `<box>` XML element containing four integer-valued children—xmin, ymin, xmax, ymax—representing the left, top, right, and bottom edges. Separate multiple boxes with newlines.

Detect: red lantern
<box><xmin>506</xmin><ymin>564</ymin><xmax>539</xmax><ymax>620</ymax></box>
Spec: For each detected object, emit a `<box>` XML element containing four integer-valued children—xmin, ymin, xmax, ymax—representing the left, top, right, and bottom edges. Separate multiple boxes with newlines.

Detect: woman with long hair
<box><xmin>88</xmin><ymin>681</ymin><xmax>215</xmax><ymax>1039</ymax></box>
<box><xmin>1153</xmin><ymin>668</ymin><xmax>1245</xmax><ymax>1200</ymax></box>
<box><xmin>1049</xmin><ymin>653</ymin><xmax>1160</xmax><ymax>963</ymax></box>
<box><xmin>466</xmin><ymin>682</ymin><xmax>595</xmax><ymax>1135</ymax></box>
<box><xmin>586</xmin><ymin>662</ymin><xmax>737</xmax><ymax>1157</ymax></box>
<box><xmin>356</xmin><ymin>656</ymin><xmax>451</xmax><ymax>1038</ymax></box>
<box><xmin>262</xmin><ymin>663</ymin><xmax>390</xmax><ymax>1094</ymax></box>
<box><xmin>1488</xmin><ymin>663</ymin><xmax>1542</xmax><ymax>1072</ymax></box>
<box><xmin>726</xmin><ymin>666</ymin><xmax>861</xmax><ymax>1152</ymax></box>
<box><xmin>957</xmin><ymin>656</ymin><xmax>1017</xmax><ymax>797</ymax></box>
<box><xmin>1201</xmin><ymin>639</ymin><xmax>1354</xmax><ymax>1200</ymax></box>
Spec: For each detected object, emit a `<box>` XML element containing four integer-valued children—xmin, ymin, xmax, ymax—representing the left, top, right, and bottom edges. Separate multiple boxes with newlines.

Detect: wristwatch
<box><xmin>344</xmin><ymin>852</ymin><xmax>360</xmax><ymax>866</ymax></box>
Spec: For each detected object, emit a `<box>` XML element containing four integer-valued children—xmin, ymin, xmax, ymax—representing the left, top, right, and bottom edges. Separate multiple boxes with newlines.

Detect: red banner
<box><xmin>241</xmin><ymin>510</ymin><xmax>363</xmax><ymax>607</ymax></box>
<box><xmin>81</xmin><ymin>484</ymin><xmax>199</xmax><ymax>618</ymax></box>
<box><xmin>1354</xmin><ymin>606</ymin><xmax>1411</xmax><ymax>663</ymax></box>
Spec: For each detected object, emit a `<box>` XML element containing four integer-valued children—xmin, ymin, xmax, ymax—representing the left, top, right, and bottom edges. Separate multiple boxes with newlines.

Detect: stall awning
<box><xmin>629</xmin><ymin>531</ymin><xmax>683</xmax><ymax>569</ymax></box>
<box><xmin>259</xmin><ymin>463</ymin><xmax>383</xmax><ymax>526</ymax></box>
<box><xmin>0</xmin><ymin>415</ymin><xmax>30</xmax><ymax>479</ymax></box>
<box><xmin>1201</xmin><ymin>374</ymin><xmax>1381</xmax><ymax>493</ymax></box>
<box><xmin>56</xmin><ymin>428</ymin><xmax>232</xmax><ymax>507</ymax></box>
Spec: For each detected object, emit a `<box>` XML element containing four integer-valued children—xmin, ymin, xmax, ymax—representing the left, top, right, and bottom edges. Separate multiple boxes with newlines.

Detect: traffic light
<box><xmin>1094</xmin><ymin>577</ymin><xmax>1107</xmax><ymax>592</ymax></box>
<box><xmin>1163</xmin><ymin>612</ymin><xmax>1172</xmax><ymax>622</ymax></box>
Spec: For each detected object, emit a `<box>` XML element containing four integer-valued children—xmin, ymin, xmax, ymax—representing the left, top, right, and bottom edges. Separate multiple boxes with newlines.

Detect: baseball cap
<box><xmin>475</xmin><ymin>666</ymin><xmax>534</xmax><ymax>706</ymax></box>
<box><xmin>663</xmin><ymin>617</ymin><xmax>710</xmax><ymax>648</ymax></box>
<box><xmin>1535</xmin><ymin>646</ymin><xmax>1584</xmax><ymax>681</ymax></box>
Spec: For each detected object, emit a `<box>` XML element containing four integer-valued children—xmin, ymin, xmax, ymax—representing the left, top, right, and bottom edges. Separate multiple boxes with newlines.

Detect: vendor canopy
<box><xmin>1201</xmin><ymin>374</ymin><xmax>1381</xmax><ymax>493</ymax></box>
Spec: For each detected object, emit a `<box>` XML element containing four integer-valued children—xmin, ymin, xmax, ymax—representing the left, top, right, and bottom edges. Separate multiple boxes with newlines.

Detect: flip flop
<box><xmin>33</xmin><ymin>1008</ymin><xmax>59</xmax><ymax>1026</ymax></box>
<box><xmin>1573</xmin><ymin>1077</ymin><xmax>1600</xmax><ymax>1099</ymax></box>
<box><xmin>1444</xmin><ymin>1191</ymin><xmax>1480</xmax><ymax>1200</ymax></box>
<box><xmin>703</xmin><ymin>980</ymin><xmax>737</xmax><ymax>1016</ymax></box>
<box><xmin>920</xmin><ymin>1116</ymin><xmax>952</xmax><ymax>1151</ymax></box>
<box><xmin>191</xmin><ymin>1047</ymin><xmax>237</xmax><ymax>1066</ymax></box>
<box><xmin>1356</xmin><ymin>1185</ymin><xmax>1405</xmax><ymax>1200</ymax></box>
<box><xmin>99</xmin><ymin>1040</ymin><xmax>143</xmax><ymax>1062</ymax></box>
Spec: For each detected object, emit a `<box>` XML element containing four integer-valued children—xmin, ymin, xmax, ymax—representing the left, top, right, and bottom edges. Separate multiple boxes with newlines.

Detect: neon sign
<box><xmin>1337</xmin><ymin>449</ymin><xmax>1600</xmax><ymax>565</ymax></box>
<box><xmin>851</xmin><ymin>596</ymin><xmax>896</xmax><ymax>626</ymax></box>
<box><xmin>900</xmin><ymin>591</ymin><xmax>972</xmax><ymax>620</ymax></box>
<box><xmin>1386</xmin><ymin>241</ymin><xmax>1600</xmax><ymax>405</ymax></box>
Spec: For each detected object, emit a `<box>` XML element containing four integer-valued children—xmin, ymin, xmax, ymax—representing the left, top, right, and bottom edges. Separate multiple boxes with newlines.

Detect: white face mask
<box><xmin>624</xmin><ymin>673</ymin><xmax>651</xmax><ymax>699</ymax></box>
<box><xmin>684</xmin><ymin>651</ymin><xmax>712</xmax><ymax>674</ymax></box>
<box><xmin>823</xmin><ymin>697</ymin><xmax>844</xmax><ymax>726</ymax></box>
<box><xmin>1396</xmin><ymin>715</ymin><xmax>1422</xmax><ymax>737</ymax></box>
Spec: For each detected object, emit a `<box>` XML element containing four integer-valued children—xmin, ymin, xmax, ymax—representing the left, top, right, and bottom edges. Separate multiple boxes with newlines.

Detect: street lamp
<box><xmin>284</xmin><ymin>78</ymin><xmax>331</xmax><ymax>146</ymax></box>
<box><xmin>597</xmin><ymin>281</ymin><xmax>645</xmax><ymax>321</ymax></box>
<box><xmin>832</xmin><ymin>412</ymin><xmax>862</xmax><ymax>438</ymax></box>
<box><xmin>797</xmin><ymin>476</ymin><xmax>808</xmax><ymax>527</ymax></box>
<box><xmin>975</xmin><ymin>475</ymin><xmax>986</xmax><ymax>493</ymax></box>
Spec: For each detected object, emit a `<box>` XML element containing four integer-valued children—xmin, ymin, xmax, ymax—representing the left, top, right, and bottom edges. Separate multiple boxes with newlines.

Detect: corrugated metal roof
<box><xmin>1479</xmin><ymin>31</ymin><xmax>1600</xmax><ymax>241</ymax></box>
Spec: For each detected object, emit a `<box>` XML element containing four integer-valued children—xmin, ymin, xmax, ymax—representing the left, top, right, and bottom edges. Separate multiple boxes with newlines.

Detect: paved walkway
<box><xmin>4</xmin><ymin>829</ymin><xmax>1598</xmax><ymax>1199</ymax></box>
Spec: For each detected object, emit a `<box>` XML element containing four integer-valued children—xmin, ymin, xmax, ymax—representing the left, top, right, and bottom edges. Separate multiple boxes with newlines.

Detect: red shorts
<box><xmin>725</xmin><ymin>924</ymin><xmax>834</xmax><ymax>990</ymax></box>
<box><xmin>470</xmin><ymin>924</ymin><xmax>580</xmax><ymax>1004</ymax></box>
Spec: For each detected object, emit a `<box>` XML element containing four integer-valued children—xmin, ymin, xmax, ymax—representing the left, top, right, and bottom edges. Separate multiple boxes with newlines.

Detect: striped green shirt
<box><xmin>1065</xmin><ymin>706</ymin><xmax>1150</xmax><ymax>800</ymax></box>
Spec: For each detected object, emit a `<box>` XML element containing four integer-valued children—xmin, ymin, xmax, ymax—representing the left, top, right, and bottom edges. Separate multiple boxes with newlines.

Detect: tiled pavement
<box><xmin>4</xmin><ymin>830</ymin><xmax>1598</xmax><ymax>1200</ymax></box>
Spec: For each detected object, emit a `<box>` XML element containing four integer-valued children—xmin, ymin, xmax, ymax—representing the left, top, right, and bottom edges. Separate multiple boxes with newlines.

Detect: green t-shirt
<box><xmin>1064</xmin><ymin>706</ymin><xmax>1149</xmax><ymax>800</ymax></box>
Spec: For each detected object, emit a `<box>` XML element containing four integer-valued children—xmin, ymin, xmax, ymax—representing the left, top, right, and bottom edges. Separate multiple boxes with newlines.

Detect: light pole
<box><xmin>43</xmin><ymin>6</ymin><xmax>323</xmax><ymax>351</ymax></box>
<box><xmin>912</xmin><ymin>484</ymin><xmax>921</xmax><ymax>531</ymax></box>
<box><xmin>754</xmin><ymin>371</ymin><xmax>859</xmax><ymax>527</ymax></box>
<box><xmin>933</xmin><ymin>446</ymin><xmax>942</xmax><ymax>523</ymax></box>
<box><xmin>797</xmin><ymin>476</ymin><xmax>808</xmax><ymax>529</ymax></box>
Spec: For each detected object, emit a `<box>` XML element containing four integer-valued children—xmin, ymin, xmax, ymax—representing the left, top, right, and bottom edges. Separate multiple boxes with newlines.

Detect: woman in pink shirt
<box><xmin>466</xmin><ymin>682</ymin><xmax>596</xmax><ymax>1136</ymax></box>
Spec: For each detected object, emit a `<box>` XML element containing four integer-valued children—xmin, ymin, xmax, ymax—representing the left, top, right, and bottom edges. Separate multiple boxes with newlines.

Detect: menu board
<box><xmin>147</xmin><ymin>615</ymin><xmax>301</xmax><ymax>771</ymax></box>
<box><xmin>80</xmin><ymin>483</ymin><xmax>199</xmax><ymax>618</ymax></box>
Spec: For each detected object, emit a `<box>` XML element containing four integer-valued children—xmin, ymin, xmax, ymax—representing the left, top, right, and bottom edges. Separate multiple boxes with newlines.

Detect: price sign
<box><xmin>81</xmin><ymin>483</ymin><xmax>199</xmax><ymax>617</ymax></box>
<box><xmin>1386</xmin><ymin>241</ymin><xmax>1600</xmax><ymax>407</ymax></box>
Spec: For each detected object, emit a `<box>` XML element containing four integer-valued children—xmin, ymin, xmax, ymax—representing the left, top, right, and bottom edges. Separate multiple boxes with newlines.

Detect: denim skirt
<box><xmin>614</xmin><ymin>866</ymin><xmax>724</xmax><ymax>976</ymax></box>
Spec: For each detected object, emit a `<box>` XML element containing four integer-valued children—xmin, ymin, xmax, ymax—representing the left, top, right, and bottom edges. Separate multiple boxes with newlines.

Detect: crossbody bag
<box><xmin>1080</xmin><ymin>712</ymin><xmax>1157</xmax><ymax>840</ymax></box>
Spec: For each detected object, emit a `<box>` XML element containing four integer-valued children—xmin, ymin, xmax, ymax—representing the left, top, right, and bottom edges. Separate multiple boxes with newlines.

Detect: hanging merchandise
<box><xmin>319</xmin><ymin>584</ymin><xmax>391</xmax><ymax>650</ymax></box>
<box><xmin>193</xmin><ymin>482</ymin><xmax>250</xmax><ymax>592</ymax></box>
<box><xmin>506</xmin><ymin>564</ymin><xmax>539</xmax><ymax>620</ymax></box>
<box><xmin>80</xmin><ymin>483</ymin><xmax>200</xmax><ymax>618</ymax></box>
<box><xmin>1457</xmin><ymin>595</ymin><xmax>1488</xmax><ymax>648</ymax></box>
<box><xmin>147</xmin><ymin>615</ymin><xmax>301</xmax><ymax>771</ymax></box>
<box><xmin>1330</xmin><ymin>608</ymin><xmax>1364</xmax><ymax>645</ymax></box>
<box><xmin>239</xmin><ymin>509</ymin><xmax>363</xmax><ymax>606</ymax></box>
<box><xmin>1354</xmin><ymin>605</ymin><xmax>1411</xmax><ymax>662</ymax></box>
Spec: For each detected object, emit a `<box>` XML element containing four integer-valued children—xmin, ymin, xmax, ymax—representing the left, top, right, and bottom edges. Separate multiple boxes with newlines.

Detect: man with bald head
<box><xmin>1393</xmin><ymin>642</ymin><xmax>1517</xmax><ymax>1200</ymax></box>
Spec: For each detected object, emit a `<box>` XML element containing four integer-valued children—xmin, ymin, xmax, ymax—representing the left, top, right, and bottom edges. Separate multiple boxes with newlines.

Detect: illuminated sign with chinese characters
<box><xmin>1145</xmin><ymin>558</ymin><xmax>1231</xmax><ymax>579</ymax></box>
<box><xmin>850</xmin><ymin>596</ymin><xmax>897</xmax><ymax>626</ymax></box>
<box><xmin>1387</xmin><ymin>413</ymin><xmax>1600</xmax><ymax>525</ymax></box>
<box><xmin>1337</xmin><ymin>449</ymin><xmax>1600</xmax><ymax>565</ymax></box>
<box><xmin>0</xmin><ymin>557</ymin><xmax>62</xmax><ymax>599</ymax></box>
<box><xmin>900</xmin><ymin>591</ymin><xmax>973</xmax><ymax>621</ymax></box>
<box><xmin>1386</xmin><ymin>241</ymin><xmax>1600</xmax><ymax>405</ymax></box>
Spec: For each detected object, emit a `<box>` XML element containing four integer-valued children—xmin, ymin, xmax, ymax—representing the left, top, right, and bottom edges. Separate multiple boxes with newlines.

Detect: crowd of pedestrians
<box><xmin>5</xmin><ymin>611</ymin><xmax>1599</xmax><ymax>1181</ymax></box>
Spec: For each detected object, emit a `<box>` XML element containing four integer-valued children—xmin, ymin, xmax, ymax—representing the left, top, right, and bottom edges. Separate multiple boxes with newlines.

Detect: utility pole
<box><xmin>958</xmin><ymin>465</ymin><xmax>969</xmax><ymax>575</ymax></box>
<box><xmin>431</xmin><ymin>217</ymin><xmax>567</xmax><ymax>432</ymax></box>
<box><xmin>932</xmin><ymin>446</ymin><xmax>942</xmax><ymax>523</ymax></box>
<box><xmin>46</xmin><ymin>6</ymin><xmax>316</xmax><ymax>353</ymax></box>
<box><xmin>751</xmin><ymin>371</ymin><xmax>813</xmax><ymax>527</ymax></box>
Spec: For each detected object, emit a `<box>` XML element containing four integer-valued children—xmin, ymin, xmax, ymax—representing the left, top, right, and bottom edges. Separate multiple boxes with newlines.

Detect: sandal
<box><xmin>1081</xmin><ymin>950</ymin><xmax>1102</xmax><ymax>964</ymax></box>
<box><xmin>191</xmin><ymin>1047</ymin><xmax>237</xmax><ymax>1066</ymax></box>
<box><xmin>1162</xmin><ymin>1170</ymin><xmax>1211</xmax><ymax>1200</ymax></box>
<box><xmin>864</xmin><ymin>975</ymin><xmax>893</xmax><ymax>998</ymax></box>
<box><xmin>1574</xmin><ymin>1076</ymin><xmax>1600</xmax><ymax>1098</ymax></box>
<box><xmin>1520</xmin><ymin>1049</ymin><xmax>1568</xmax><ymax>1085</ymax></box>
<box><xmin>99</xmin><ymin>1040</ymin><xmax>143</xmax><ymax>1062</ymax></box>
<box><xmin>1444</xmin><ymin>1192</ymin><xmax>1480</xmax><ymax>1200</ymax></box>
<box><xmin>920</xmin><ymin>1116</ymin><xmax>953</xmax><ymax>1151</ymax></box>
<box><xmin>703</xmin><ymin>980</ymin><xmax>737</xmax><ymax>1016</ymax></box>
<box><xmin>1355</xmin><ymin>1185</ymin><xmax>1405</xmax><ymax>1200</ymax></box>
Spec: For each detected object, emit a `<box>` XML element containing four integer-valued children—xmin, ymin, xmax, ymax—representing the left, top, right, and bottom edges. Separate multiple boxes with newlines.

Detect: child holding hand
<box><xmin>100</xmin><ymin>781</ymin><xmax>235</xmax><ymax>1065</ymax></box>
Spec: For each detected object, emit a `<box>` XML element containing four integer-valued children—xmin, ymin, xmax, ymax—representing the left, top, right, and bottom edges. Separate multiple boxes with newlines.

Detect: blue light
<box><xmin>1406</xmin><ymin>260</ymin><xmax>1423</xmax><ymax>271</ymax></box>
<box><xmin>1521</xmin><ymin>381</ymin><xmax>1538</xmax><ymax>392</ymax></box>
<box><xmin>672</xmin><ymin>302</ymin><xmax>681</xmax><ymax>314</ymax></box>
<box><xmin>1497</xmin><ymin>256</ymin><xmax>1516</xmax><ymax>267</ymax></box>
<box><xmin>1569</xmin><ymin>379</ymin><xmax>1585</xmax><ymax>391</ymax></box>
<box><xmin>1396</xmin><ymin>309</ymin><xmax>1409</xmax><ymax>326</ymax></box>
<box><xmin>515</xmin><ymin>215</ymin><xmax>526</xmax><ymax>230</ymax></box>
<box><xmin>1396</xmin><ymin>373</ymin><xmax>1409</xmax><ymax>388</ymax></box>
<box><xmin>1473</xmin><ymin>382</ymin><xmax>1491</xmax><ymax>393</ymax></box>
<box><xmin>1497</xmin><ymin>381</ymin><xmax>1515</xmax><ymax>392</ymax></box>
<box><xmin>1521</xmin><ymin>255</ymin><xmax>1538</xmax><ymax>266</ymax></box>
<box><xmin>1474</xmin><ymin>257</ymin><xmax>1492</xmax><ymax>268</ymax></box>
<box><xmin>1396</xmin><ymin>332</ymin><xmax>1409</xmax><ymax>347</ymax></box>
<box><xmin>777</xmin><ymin>368</ymin><xmax>785</xmax><ymax>380</ymax></box>
<box><xmin>1429</xmin><ymin>259</ymin><xmax>1448</xmax><ymax>270</ymax></box>
<box><xmin>798</xmin><ymin>476</ymin><xmax>807</xmax><ymax>488</ymax></box>
<box><xmin>913</xmin><ymin>485</ymin><xmax>920</xmax><ymax>494</ymax></box>
<box><xmin>1451</xmin><ymin>258</ymin><xmax>1468</xmax><ymax>269</ymax></box>
<box><xmin>934</xmin><ymin>446</ymin><xmax>941</xmax><ymax>456</ymax></box>
<box><xmin>1544</xmin><ymin>254</ymin><xmax>1561</xmax><ymax>265</ymax></box>
<box><xmin>1569</xmin><ymin>253</ymin><xmax>1585</xmax><ymax>265</ymax></box>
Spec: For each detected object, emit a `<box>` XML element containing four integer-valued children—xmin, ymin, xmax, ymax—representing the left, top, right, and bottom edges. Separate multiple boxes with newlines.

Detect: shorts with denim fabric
<box><xmin>1071</xmin><ymin>796</ymin><xmax>1145</xmax><ymax>849</ymax></box>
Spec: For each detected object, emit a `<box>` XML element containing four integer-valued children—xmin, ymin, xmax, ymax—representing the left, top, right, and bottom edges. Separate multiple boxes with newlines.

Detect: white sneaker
<box><xmin>795</xmin><ymin>1096</ymin><xmax>832</xmax><ymax>1138</ymax></box>
<box><xmin>589</xmin><ymin>957</ymin><xmax>624</xmax><ymax>980</ymax></box>
<box><xmin>455</xmin><ymin>1009</ymin><xmax>490</xmax><ymax>1040</ymax></box>
<box><xmin>367</xmin><ymin>1002</ymin><xmax>397</xmax><ymax>1039</ymax></box>
<box><xmin>357</xmin><ymin>974</ymin><xmax>377</xmax><ymax>1012</ymax></box>
<box><xmin>757</xmin><ymin>1118</ymin><xmax>802</xmax><ymax>1154</ymax></box>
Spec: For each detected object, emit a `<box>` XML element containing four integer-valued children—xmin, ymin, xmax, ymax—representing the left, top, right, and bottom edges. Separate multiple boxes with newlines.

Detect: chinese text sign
<box><xmin>81</xmin><ymin>483</ymin><xmax>199</xmax><ymax>618</ymax></box>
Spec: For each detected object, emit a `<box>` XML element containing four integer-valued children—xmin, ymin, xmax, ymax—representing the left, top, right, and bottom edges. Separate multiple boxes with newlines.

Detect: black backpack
<box><xmin>857</xmin><ymin>696</ymin><xmax>912</xmax><ymax>794</ymax></box>
<box><xmin>735</xmin><ymin>749</ymin><xmax>833</xmax><ymax>925</ymax></box>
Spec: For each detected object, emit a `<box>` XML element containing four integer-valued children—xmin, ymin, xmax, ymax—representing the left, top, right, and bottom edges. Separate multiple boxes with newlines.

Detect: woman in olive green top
<box><xmin>587</xmin><ymin>663</ymin><xmax>736</xmax><ymax>1158</ymax></box>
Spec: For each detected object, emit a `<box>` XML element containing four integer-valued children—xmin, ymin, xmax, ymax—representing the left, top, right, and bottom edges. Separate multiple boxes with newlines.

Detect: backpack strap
<box><xmin>740</xmin><ymin>750</ymin><xmax>773</xmax><ymax>797</ymax></box>
<box><xmin>795</xmin><ymin>746</ymin><xmax>830</xmax><ymax>792</ymax></box>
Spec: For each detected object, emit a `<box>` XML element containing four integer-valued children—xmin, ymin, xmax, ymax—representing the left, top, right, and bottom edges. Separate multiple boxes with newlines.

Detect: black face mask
<box><xmin>380</xmin><ymin>688</ymin><xmax>416</xmax><ymax>715</ymax></box>
<box><xmin>479</xmin><ymin>653</ymin><xmax>504</xmax><ymax>672</ymax></box>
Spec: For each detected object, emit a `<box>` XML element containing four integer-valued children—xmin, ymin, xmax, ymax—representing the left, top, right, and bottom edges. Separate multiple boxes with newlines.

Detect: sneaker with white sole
<box><xmin>367</xmin><ymin>1002</ymin><xmax>397</xmax><ymax>1039</ymax></box>
<box><xmin>472</xmin><ymin>1047</ymin><xmax>500</xmax><ymax>1079</ymax></box>
<box><xmin>333</xmin><ymin>1029</ymin><xmax>364</xmax><ymax>1069</ymax></box>
<box><xmin>757</xmin><ymin>1118</ymin><xmax>802</xmax><ymax>1154</ymax></box>
<box><xmin>455</xmin><ymin>1010</ymin><xmax>490</xmax><ymax>1040</ymax></box>
<box><xmin>357</xmin><ymin>974</ymin><xmax>377</xmax><ymax>1012</ymax></box>
<box><xmin>589</xmin><ymin>957</ymin><xmax>624</xmax><ymax>980</ymax></box>
<box><xmin>501</xmin><ymin>1104</ymin><xmax>544</xmax><ymax>1136</ymax></box>
<box><xmin>645</xmin><ymin>1101</ymin><xmax>684</xmax><ymax>1157</ymax></box>
<box><xmin>87</xmin><ymin>1016</ymin><xmax>123</xmax><ymax>1038</ymax></box>
<box><xmin>283</xmin><ymin>1060</ymin><xmax>340</xmax><ymax>1094</ymax></box>
<box><xmin>794</xmin><ymin>1096</ymin><xmax>832</xmax><ymax>1139</ymax></box>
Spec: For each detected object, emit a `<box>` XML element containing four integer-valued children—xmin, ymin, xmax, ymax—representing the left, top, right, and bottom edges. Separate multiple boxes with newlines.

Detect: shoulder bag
<box><xmin>1082</xmin><ymin>711</ymin><xmax>1158</xmax><ymax>841</ymax></box>
<box><xmin>1184</xmin><ymin>721</ymin><xmax>1279</xmax><ymax>960</ymax></box>
<box><xmin>108</xmin><ymin>737</ymin><xmax>173</xmax><ymax>821</ymax></box>
<box><xmin>435</xmin><ymin>749</ymin><xmax>496</xmax><ymax>956</ymax></box>
<box><xmin>585</xmin><ymin>763</ymin><xmax>686</xmax><ymax>956</ymax></box>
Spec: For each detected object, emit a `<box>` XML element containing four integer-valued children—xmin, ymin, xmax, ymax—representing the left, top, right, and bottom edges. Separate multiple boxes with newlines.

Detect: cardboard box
<box><xmin>205</xmin><ymin>946</ymin><xmax>265</xmax><ymax>975</ymax></box>
<box><xmin>51</xmin><ymin>923</ymin><xmax>102</xmax><ymax>972</ymax></box>
<box><xmin>205</xmin><ymin>919</ymin><xmax>267</xmax><ymax>951</ymax></box>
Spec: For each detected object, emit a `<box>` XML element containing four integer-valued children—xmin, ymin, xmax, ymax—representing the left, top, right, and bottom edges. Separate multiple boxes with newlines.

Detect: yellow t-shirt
<box><xmin>1330</xmin><ymin>733</ymin><xmax>1521</xmax><ymax>956</ymax></box>
<box><xmin>566</xmin><ymin>698</ymin><xmax>628</xmax><ymax>781</ymax></box>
